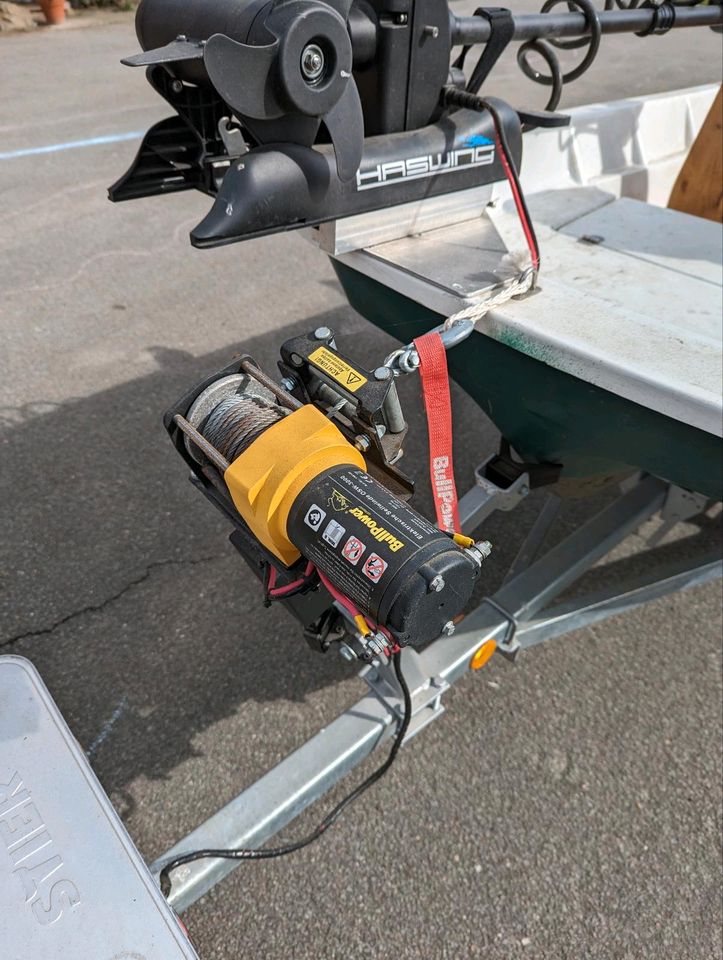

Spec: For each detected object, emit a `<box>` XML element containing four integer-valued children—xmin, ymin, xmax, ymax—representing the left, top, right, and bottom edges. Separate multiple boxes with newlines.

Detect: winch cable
<box><xmin>158</xmin><ymin>648</ymin><xmax>412</xmax><ymax>898</ymax></box>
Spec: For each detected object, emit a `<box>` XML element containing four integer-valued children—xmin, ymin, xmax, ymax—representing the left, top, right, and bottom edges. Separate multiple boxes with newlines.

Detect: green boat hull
<box><xmin>333</xmin><ymin>261</ymin><xmax>722</xmax><ymax>501</ymax></box>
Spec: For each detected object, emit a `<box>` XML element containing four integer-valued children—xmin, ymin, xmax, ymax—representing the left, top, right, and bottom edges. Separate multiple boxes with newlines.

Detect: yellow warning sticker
<box><xmin>309</xmin><ymin>346</ymin><xmax>368</xmax><ymax>393</ymax></box>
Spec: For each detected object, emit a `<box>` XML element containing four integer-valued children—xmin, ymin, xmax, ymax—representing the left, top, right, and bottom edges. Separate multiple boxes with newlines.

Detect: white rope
<box><xmin>386</xmin><ymin>267</ymin><xmax>535</xmax><ymax>374</ymax></box>
<box><xmin>442</xmin><ymin>267</ymin><xmax>535</xmax><ymax>330</ymax></box>
<box><xmin>442</xmin><ymin>267</ymin><xmax>535</xmax><ymax>331</ymax></box>
<box><xmin>384</xmin><ymin>188</ymin><xmax>539</xmax><ymax>374</ymax></box>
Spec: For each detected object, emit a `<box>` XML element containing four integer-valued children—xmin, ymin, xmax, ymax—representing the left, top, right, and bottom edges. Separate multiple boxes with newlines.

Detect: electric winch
<box><xmin>166</xmin><ymin>327</ymin><xmax>490</xmax><ymax>660</ymax></box>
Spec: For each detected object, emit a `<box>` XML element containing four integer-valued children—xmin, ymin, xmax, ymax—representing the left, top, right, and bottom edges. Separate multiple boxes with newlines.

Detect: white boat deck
<box><xmin>490</xmin><ymin>196</ymin><xmax>722</xmax><ymax>437</ymax></box>
<box><xmin>323</xmin><ymin>85</ymin><xmax>722</xmax><ymax>438</ymax></box>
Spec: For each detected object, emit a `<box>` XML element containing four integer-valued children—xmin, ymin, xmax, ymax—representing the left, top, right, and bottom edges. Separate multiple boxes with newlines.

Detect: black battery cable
<box><xmin>441</xmin><ymin>86</ymin><xmax>541</xmax><ymax>273</ymax></box>
<box><xmin>159</xmin><ymin>649</ymin><xmax>412</xmax><ymax>898</ymax></box>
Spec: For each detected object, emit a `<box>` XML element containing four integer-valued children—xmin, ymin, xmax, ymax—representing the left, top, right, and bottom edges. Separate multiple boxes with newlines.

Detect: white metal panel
<box><xmin>313</xmin><ymin>184</ymin><xmax>495</xmax><ymax>255</ymax></box>
<box><xmin>0</xmin><ymin>656</ymin><xmax>199</xmax><ymax>960</ymax></box>
<box><xmin>484</xmin><ymin>202</ymin><xmax>722</xmax><ymax>437</ymax></box>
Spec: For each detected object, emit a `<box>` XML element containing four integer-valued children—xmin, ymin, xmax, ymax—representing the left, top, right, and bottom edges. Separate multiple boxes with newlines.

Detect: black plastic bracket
<box><xmin>486</xmin><ymin>438</ymin><xmax>563</xmax><ymax>490</ymax></box>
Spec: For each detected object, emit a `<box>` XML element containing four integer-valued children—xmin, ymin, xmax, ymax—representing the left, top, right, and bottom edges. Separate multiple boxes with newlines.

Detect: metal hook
<box><xmin>383</xmin><ymin>318</ymin><xmax>476</xmax><ymax>376</ymax></box>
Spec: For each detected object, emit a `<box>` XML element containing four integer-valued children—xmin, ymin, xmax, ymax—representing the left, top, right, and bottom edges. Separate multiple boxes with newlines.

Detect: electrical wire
<box><xmin>264</xmin><ymin>561</ymin><xmax>318</xmax><ymax>604</ymax></box>
<box><xmin>383</xmin><ymin>89</ymin><xmax>540</xmax><ymax>377</ymax></box>
<box><xmin>316</xmin><ymin>568</ymin><xmax>367</xmax><ymax>629</ymax></box>
<box><xmin>158</xmin><ymin>649</ymin><xmax>412</xmax><ymax>898</ymax></box>
<box><xmin>265</xmin><ymin>562</ymin><xmax>395</xmax><ymax>652</ymax></box>
<box><xmin>316</xmin><ymin>568</ymin><xmax>396</xmax><ymax>648</ymax></box>
<box><xmin>441</xmin><ymin>87</ymin><xmax>541</xmax><ymax>273</ymax></box>
<box><xmin>266</xmin><ymin>561</ymin><xmax>316</xmax><ymax>599</ymax></box>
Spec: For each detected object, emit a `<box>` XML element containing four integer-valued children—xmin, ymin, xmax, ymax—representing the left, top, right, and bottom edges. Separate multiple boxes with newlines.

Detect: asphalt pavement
<box><xmin>1</xmin><ymin>8</ymin><xmax>721</xmax><ymax>959</ymax></box>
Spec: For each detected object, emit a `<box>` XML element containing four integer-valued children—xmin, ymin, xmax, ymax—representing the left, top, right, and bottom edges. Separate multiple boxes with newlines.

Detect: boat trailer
<box><xmin>2</xmin><ymin>0</ymin><xmax>721</xmax><ymax>955</ymax></box>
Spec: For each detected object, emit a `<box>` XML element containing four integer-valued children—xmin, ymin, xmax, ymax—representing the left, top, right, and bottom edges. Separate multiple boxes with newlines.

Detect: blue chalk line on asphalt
<box><xmin>0</xmin><ymin>131</ymin><xmax>144</xmax><ymax>161</ymax></box>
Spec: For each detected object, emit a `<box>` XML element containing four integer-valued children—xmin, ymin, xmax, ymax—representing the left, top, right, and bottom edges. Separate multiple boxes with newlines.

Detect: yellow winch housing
<box><xmin>223</xmin><ymin>404</ymin><xmax>366</xmax><ymax>565</ymax></box>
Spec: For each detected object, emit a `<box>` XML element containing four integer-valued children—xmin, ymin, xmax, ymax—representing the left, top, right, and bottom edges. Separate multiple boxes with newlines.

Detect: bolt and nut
<box><xmin>441</xmin><ymin>621</ymin><xmax>456</xmax><ymax>637</ymax></box>
<box><xmin>466</xmin><ymin>540</ymin><xmax>493</xmax><ymax>566</ymax></box>
<box><xmin>354</xmin><ymin>435</ymin><xmax>371</xmax><ymax>452</ymax></box>
<box><xmin>429</xmin><ymin>575</ymin><xmax>445</xmax><ymax>593</ymax></box>
<box><xmin>280</xmin><ymin>376</ymin><xmax>297</xmax><ymax>392</ymax></box>
<box><xmin>301</xmin><ymin>44</ymin><xmax>325</xmax><ymax>83</ymax></box>
<box><xmin>339</xmin><ymin>643</ymin><xmax>356</xmax><ymax>662</ymax></box>
<box><xmin>366</xmin><ymin>633</ymin><xmax>388</xmax><ymax>658</ymax></box>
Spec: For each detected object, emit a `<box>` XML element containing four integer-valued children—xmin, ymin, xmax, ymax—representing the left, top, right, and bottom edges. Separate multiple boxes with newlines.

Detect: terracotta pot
<box><xmin>40</xmin><ymin>0</ymin><xmax>66</xmax><ymax>25</ymax></box>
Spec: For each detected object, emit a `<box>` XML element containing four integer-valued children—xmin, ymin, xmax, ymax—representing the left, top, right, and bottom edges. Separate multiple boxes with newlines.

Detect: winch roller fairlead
<box><xmin>166</xmin><ymin>329</ymin><xmax>490</xmax><ymax>662</ymax></box>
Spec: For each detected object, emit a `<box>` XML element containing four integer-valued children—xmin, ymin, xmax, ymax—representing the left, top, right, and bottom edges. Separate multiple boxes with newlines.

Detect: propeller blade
<box><xmin>121</xmin><ymin>39</ymin><xmax>205</xmax><ymax>67</ymax></box>
<box><xmin>321</xmin><ymin>79</ymin><xmax>364</xmax><ymax>182</ymax></box>
<box><xmin>203</xmin><ymin>34</ymin><xmax>283</xmax><ymax>120</ymax></box>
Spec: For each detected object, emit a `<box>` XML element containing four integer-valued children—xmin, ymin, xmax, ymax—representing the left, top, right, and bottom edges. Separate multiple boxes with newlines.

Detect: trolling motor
<box><xmin>109</xmin><ymin>0</ymin><xmax>523</xmax><ymax>247</ymax></box>
<box><xmin>109</xmin><ymin>0</ymin><xmax>722</xmax><ymax>247</ymax></box>
<box><xmin>166</xmin><ymin>328</ymin><xmax>491</xmax><ymax>661</ymax></box>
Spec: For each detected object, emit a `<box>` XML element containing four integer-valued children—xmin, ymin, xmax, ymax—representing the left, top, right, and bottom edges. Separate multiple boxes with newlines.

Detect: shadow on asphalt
<box><xmin>0</xmin><ymin>306</ymin><xmax>509</xmax><ymax>798</ymax></box>
<box><xmin>2</xmin><ymin>306</ymin><xmax>720</xmax><ymax>806</ymax></box>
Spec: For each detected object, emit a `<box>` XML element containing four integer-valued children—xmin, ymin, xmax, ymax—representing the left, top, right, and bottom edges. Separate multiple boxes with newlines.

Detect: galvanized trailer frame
<box><xmin>154</xmin><ymin>473</ymin><xmax>721</xmax><ymax>912</ymax></box>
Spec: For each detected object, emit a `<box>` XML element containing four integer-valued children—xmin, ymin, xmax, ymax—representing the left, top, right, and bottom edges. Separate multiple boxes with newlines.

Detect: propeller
<box><xmin>122</xmin><ymin>0</ymin><xmax>364</xmax><ymax>183</ymax></box>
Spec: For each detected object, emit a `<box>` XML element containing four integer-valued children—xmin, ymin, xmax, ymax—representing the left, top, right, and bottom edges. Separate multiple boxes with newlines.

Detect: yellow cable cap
<box><xmin>470</xmin><ymin>638</ymin><xmax>496</xmax><ymax>671</ymax></box>
<box><xmin>452</xmin><ymin>533</ymin><xmax>475</xmax><ymax>549</ymax></box>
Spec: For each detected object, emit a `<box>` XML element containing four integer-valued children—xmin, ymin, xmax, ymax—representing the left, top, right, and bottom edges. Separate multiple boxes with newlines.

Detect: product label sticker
<box><xmin>362</xmin><ymin>553</ymin><xmax>388</xmax><ymax>583</ymax></box>
<box><xmin>304</xmin><ymin>504</ymin><xmax>326</xmax><ymax>531</ymax></box>
<box><xmin>308</xmin><ymin>346</ymin><xmax>368</xmax><ymax>393</ymax></box>
<box><xmin>322</xmin><ymin>519</ymin><xmax>346</xmax><ymax>548</ymax></box>
<box><xmin>342</xmin><ymin>536</ymin><xmax>366</xmax><ymax>565</ymax></box>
